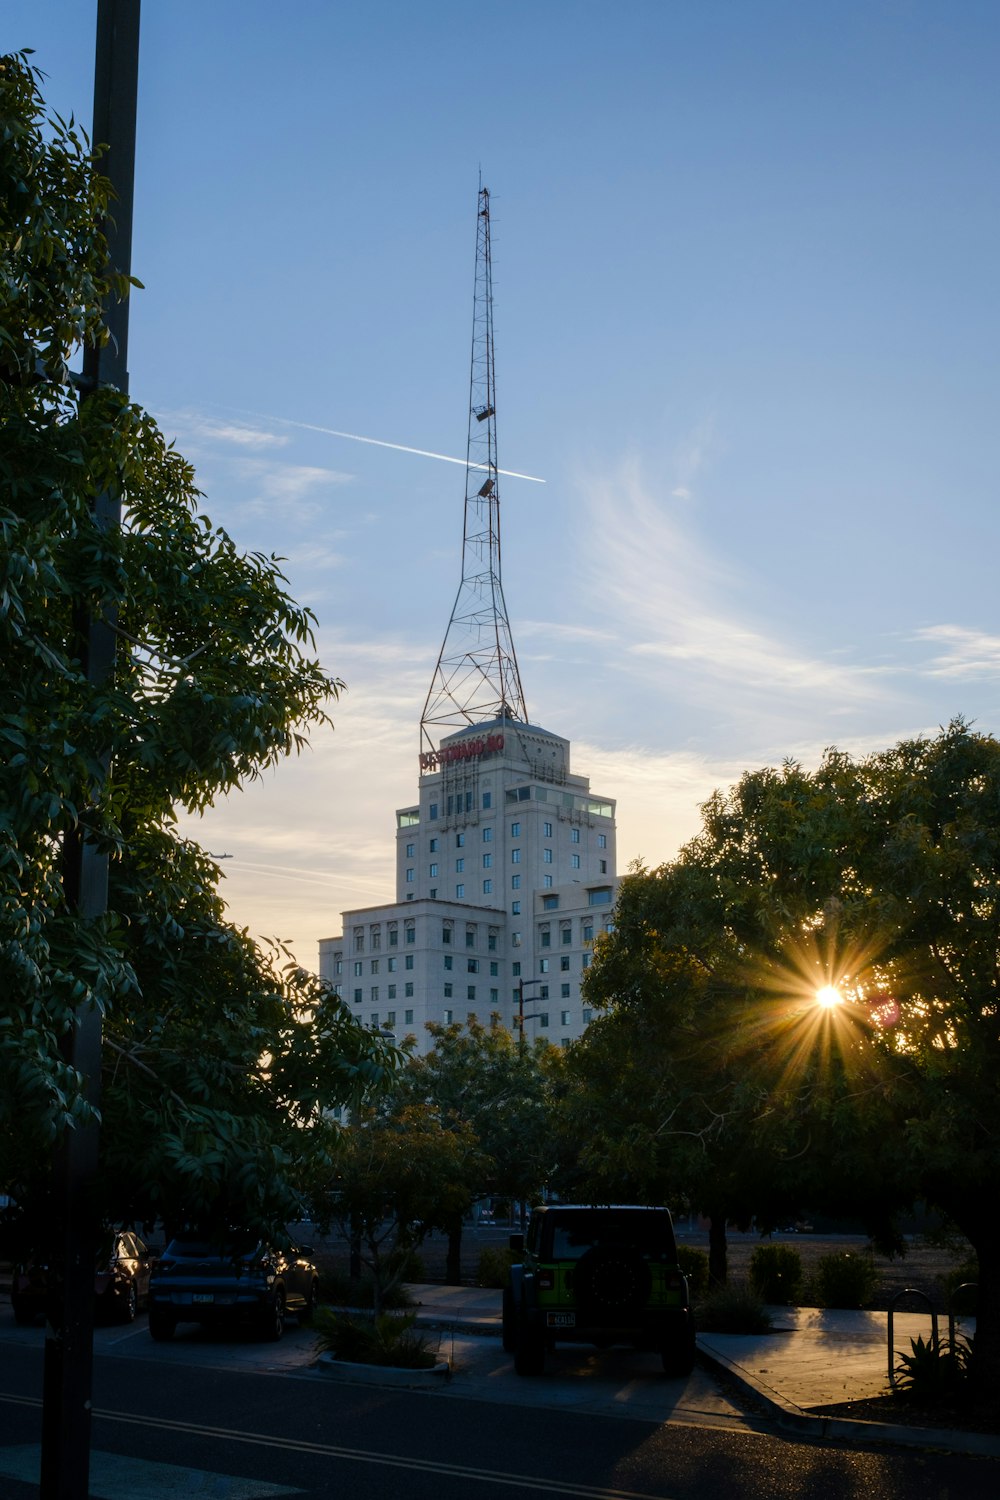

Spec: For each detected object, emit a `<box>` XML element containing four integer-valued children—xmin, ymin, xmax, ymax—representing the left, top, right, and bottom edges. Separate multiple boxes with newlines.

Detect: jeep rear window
<box><xmin>548</xmin><ymin>1214</ymin><xmax>675</xmax><ymax>1261</ymax></box>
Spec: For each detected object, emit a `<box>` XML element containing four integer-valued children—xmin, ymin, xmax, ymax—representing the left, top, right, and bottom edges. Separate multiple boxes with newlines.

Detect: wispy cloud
<box><xmin>581</xmin><ymin>457</ymin><xmax>885</xmax><ymax>709</ymax></box>
<box><xmin>156</xmin><ymin>409</ymin><xmax>291</xmax><ymax>450</ymax></box>
<box><xmin>915</xmin><ymin>625</ymin><xmax>1000</xmax><ymax>678</ymax></box>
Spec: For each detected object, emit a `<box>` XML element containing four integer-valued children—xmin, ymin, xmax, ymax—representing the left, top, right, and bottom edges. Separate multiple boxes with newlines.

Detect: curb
<box><xmin>695</xmin><ymin>1341</ymin><xmax>1000</xmax><ymax>1459</ymax></box>
<box><xmin>318</xmin><ymin>1352</ymin><xmax>450</xmax><ymax>1388</ymax></box>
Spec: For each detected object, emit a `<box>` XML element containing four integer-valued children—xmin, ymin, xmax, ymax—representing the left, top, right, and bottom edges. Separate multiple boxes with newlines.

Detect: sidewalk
<box><xmin>405</xmin><ymin>1284</ymin><xmax>998</xmax><ymax>1458</ymax></box>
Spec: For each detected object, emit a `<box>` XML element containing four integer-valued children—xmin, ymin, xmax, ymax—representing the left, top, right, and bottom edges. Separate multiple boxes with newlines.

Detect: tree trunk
<box><xmin>707</xmin><ymin>1215</ymin><xmax>728</xmax><ymax>1287</ymax></box>
<box><xmin>445</xmin><ymin>1220</ymin><xmax>463</xmax><ymax>1286</ymax></box>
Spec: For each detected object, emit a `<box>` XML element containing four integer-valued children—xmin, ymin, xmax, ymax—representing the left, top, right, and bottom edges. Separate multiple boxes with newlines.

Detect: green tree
<box><xmin>398</xmin><ymin>1016</ymin><xmax>559</xmax><ymax>1281</ymax></box>
<box><xmin>0</xmin><ymin>52</ymin><xmax>393</xmax><ymax>1234</ymax></box>
<box><xmin>573</xmin><ymin>722</ymin><xmax>1000</xmax><ymax>1407</ymax></box>
<box><xmin>326</xmin><ymin>1102</ymin><xmax>483</xmax><ymax>1313</ymax></box>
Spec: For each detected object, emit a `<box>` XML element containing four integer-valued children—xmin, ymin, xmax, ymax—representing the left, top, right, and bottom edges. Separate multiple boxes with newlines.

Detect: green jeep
<box><xmin>503</xmin><ymin>1204</ymin><xmax>695</xmax><ymax>1378</ymax></box>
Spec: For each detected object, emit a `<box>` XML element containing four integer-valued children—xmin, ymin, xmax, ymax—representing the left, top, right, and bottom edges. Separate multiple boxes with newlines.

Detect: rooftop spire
<box><xmin>420</xmin><ymin>185</ymin><xmax>528</xmax><ymax>759</ymax></box>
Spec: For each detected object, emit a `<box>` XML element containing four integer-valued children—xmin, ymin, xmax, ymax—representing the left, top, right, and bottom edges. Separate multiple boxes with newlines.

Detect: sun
<box><xmin>815</xmin><ymin>986</ymin><xmax>843</xmax><ymax>1009</ymax></box>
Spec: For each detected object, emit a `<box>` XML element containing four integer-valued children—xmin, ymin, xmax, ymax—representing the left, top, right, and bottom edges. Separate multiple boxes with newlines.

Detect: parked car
<box><xmin>147</xmin><ymin>1235</ymin><xmax>319</xmax><ymax>1342</ymax></box>
<box><xmin>11</xmin><ymin>1230</ymin><xmax>155</xmax><ymax>1326</ymax></box>
<box><xmin>504</xmin><ymin>1204</ymin><xmax>695</xmax><ymax>1377</ymax></box>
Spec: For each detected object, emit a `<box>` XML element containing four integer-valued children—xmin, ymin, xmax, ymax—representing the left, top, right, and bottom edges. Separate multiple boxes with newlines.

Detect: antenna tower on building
<box><xmin>420</xmin><ymin>185</ymin><xmax>528</xmax><ymax>759</ymax></box>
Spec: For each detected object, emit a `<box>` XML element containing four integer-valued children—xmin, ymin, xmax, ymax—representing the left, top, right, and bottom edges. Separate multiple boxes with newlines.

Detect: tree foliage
<box><xmin>0</xmin><ymin>52</ymin><xmax>393</xmax><ymax>1237</ymax></box>
<box><xmin>569</xmin><ymin>721</ymin><xmax>1000</xmax><ymax>1402</ymax></box>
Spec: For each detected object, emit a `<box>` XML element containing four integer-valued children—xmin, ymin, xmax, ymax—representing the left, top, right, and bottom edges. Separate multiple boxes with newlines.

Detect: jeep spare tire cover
<box><xmin>574</xmin><ymin>1246</ymin><xmax>652</xmax><ymax>1317</ymax></box>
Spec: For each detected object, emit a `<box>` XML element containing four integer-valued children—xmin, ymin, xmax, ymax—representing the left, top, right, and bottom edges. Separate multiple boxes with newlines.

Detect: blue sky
<box><xmin>10</xmin><ymin>1</ymin><xmax>1000</xmax><ymax>967</ymax></box>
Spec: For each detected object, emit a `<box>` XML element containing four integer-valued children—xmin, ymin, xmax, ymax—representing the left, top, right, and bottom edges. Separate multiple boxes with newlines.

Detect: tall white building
<box><xmin>318</xmin><ymin>718</ymin><xmax>618</xmax><ymax>1051</ymax></box>
<box><xmin>318</xmin><ymin>187</ymin><xmax>620</xmax><ymax>1048</ymax></box>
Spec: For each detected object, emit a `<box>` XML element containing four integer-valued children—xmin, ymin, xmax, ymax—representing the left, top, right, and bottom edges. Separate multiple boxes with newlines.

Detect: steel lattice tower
<box><xmin>420</xmin><ymin>186</ymin><xmax>528</xmax><ymax>759</ymax></box>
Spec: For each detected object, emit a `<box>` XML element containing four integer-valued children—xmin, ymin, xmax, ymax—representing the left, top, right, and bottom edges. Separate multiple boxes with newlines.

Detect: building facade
<box><xmin>318</xmin><ymin>717</ymin><xmax>618</xmax><ymax>1051</ymax></box>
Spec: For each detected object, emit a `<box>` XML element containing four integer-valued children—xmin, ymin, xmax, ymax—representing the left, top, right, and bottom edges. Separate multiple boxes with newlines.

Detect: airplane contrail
<box><xmin>231</xmin><ymin>407</ymin><xmax>546</xmax><ymax>483</ymax></box>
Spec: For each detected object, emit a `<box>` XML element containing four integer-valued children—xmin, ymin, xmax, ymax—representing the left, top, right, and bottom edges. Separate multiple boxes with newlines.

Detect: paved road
<box><xmin>1</xmin><ymin>1312</ymin><xmax>997</xmax><ymax>1499</ymax></box>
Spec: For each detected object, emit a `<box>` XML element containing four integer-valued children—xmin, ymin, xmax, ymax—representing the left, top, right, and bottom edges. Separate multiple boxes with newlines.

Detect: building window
<box><xmin>388</xmin><ymin>956</ymin><xmax>397</xmax><ymax>972</ymax></box>
<box><xmin>456</xmin><ymin>884</ymin><xmax>465</xmax><ymax>899</ymax></box>
<box><xmin>370</xmin><ymin>1013</ymin><xmax>378</xmax><ymax>1027</ymax></box>
<box><xmin>353</xmin><ymin>988</ymin><xmax>362</xmax><ymax>1003</ymax></box>
<box><xmin>371</xmin><ymin>928</ymin><xmax>381</xmax><ymax>950</ymax></box>
<box><xmin>386</xmin><ymin>1011</ymin><xmax>395</xmax><ymax>1027</ymax></box>
<box><xmin>539</xmin><ymin>1012</ymin><xmax>549</xmax><ymax>1027</ymax></box>
<box><xmin>571</xmin><ymin>828</ymin><xmax>580</xmax><ymax>844</ymax></box>
<box><xmin>430</xmin><ymin>862</ymin><xmax>438</xmax><ymax>877</ymax></box>
<box><xmin>512</xmin><ymin>931</ymin><xmax>522</xmax><ymax>947</ymax></box>
<box><xmin>561</xmin><ymin>927</ymin><xmax>572</xmax><ymax>945</ymax></box>
<box><xmin>490</xmin><ymin>961</ymin><xmax>498</xmax><ymax>976</ymax></box>
<box><xmin>561</xmin><ymin>984</ymin><xmax>571</xmax><ymax>999</ymax></box>
<box><xmin>543</xmin><ymin>875</ymin><xmax>553</xmax><ymax>888</ymax></box>
<box><xmin>490</xmin><ymin>987</ymin><xmax>499</xmax><ymax>1003</ymax></box>
<box><xmin>406</xmin><ymin>868</ymin><xmax>414</xmax><ymax>883</ymax></box>
<box><xmin>511</xmin><ymin>874</ymin><xmax>521</xmax><ymax>890</ymax></box>
<box><xmin>405</xmin><ymin>1008</ymin><xmax>414</xmax><ymax>1024</ymax></box>
<box><xmin>353</xmin><ymin>961</ymin><xmax>363</xmax><ymax>977</ymax></box>
<box><xmin>582</xmin><ymin>1008</ymin><xmax>592</xmax><ymax>1023</ymax></box>
<box><xmin>511</xmin><ymin>848</ymin><xmax>520</xmax><ymax>864</ymax></box>
<box><xmin>598</xmin><ymin>834</ymin><xmax>607</xmax><ymax>848</ymax></box>
<box><xmin>444</xmin><ymin>1009</ymin><xmax>453</xmax><ymax>1024</ymax></box>
<box><xmin>429</xmin><ymin>889</ymin><xmax>437</xmax><ymax>898</ymax></box>
<box><xmin>370</xmin><ymin>985</ymin><xmax>379</xmax><ymax>1002</ymax></box>
<box><xmin>456</xmin><ymin>833</ymin><xmax>465</xmax><ymax>848</ymax></box>
<box><xmin>405</xmin><ymin>981</ymin><xmax>414</xmax><ymax>997</ymax></box>
<box><xmin>561</xmin><ymin>1009</ymin><xmax>571</xmax><ymax>1025</ymax></box>
<box><xmin>542</xmin><ymin>894</ymin><xmax>559</xmax><ymax>910</ymax></box>
<box><xmin>388</xmin><ymin>984</ymin><xmax>397</xmax><ymax>999</ymax></box>
<box><xmin>560</xmin><ymin>955</ymin><xmax>570</xmax><ymax>971</ymax></box>
<box><xmin>456</xmin><ymin>858</ymin><xmax>464</xmax><ymax>873</ymax></box>
<box><xmin>482</xmin><ymin>791</ymin><xmax>492</xmax><ymax>809</ymax></box>
<box><xmin>335</xmin><ymin>959</ymin><xmax>343</xmax><ymax>974</ymax></box>
<box><xmin>442</xmin><ymin>925</ymin><xmax>452</xmax><ymax>944</ymax></box>
<box><xmin>582</xmin><ymin>953</ymin><xmax>591</xmax><ymax>969</ymax></box>
<box><xmin>540</xmin><ymin>929</ymin><xmax>551</xmax><ymax>948</ymax></box>
<box><xmin>370</xmin><ymin>959</ymin><xmax>379</xmax><ymax>974</ymax></box>
<box><xmin>511</xmin><ymin>901</ymin><xmax>520</xmax><ymax>916</ymax></box>
<box><xmin>571</xmin><ymin>853</ymin><xmax>581</xmax><ymax>869</ymax></box>
<box><xmin>511</xmin><ymin>821</ymin><xmax>520</xmax><ymax>837</ymax></box>
<box><xmin>405</xmin><ymin>954</ymin><xmax>414</xmax><ymax>970</ymax></box>
<box><xmin>482</xmin><ymin>852</ymin><xmax>492</xmax><ymax>869</ymax></box>
<box><xmin>405</xmin><ymin>843</ymin><xmax>414</xmax><ymax>858</ymax></box>
<box><xmin>429</xmin><ymin>837</ymin><xmax>438</xmax><ymax>853</ymax></box>
<box><xmin>466</xmin><ymin>928</ymin><xmax>476</xmax><ymax>947</ymax></box>
<box><xmin>444</xmin><ymin>954</ymin><xmax>453</xmax><ymax>970</ymax></box>
<box><xmin>389</xmin><ymin>927</ymin><xmax>398</xmax><ymax>947</ymax></box>
<box><xmin>483</xmin><ymin>879</ymin><xmax>492</xmax><ymax>894</ymax></box>
<box><xmin>444</xmin><ymin>982</ymin><xmax>453</xmax><ymax>998</ymax></box>
<box><xmin>512</xmin><ymin>961</ymin><xmax>521</xmax><ymax>977</ymax></box>
<box><xmin>429</xmin><ymin>803</ymin><xmax>438</xmax><ymax>820</ymax></box>
<box><xmin>354</xmin><ymin>930</ymin><xmax>364</xmax><ymax>952</ymax></box>
<box><xmin>588</xmin><ymin>888</ymin><xmax>612</xmax><ymax>905</ymax></box>
<box><xmin>467</xmin><ymin>986</ymin><xmax>476</xmax><ymax>1001</ymax></box>
<box><xmin>539</xmin><ymin>958</ymin><xmax>550</xmax><ymax>973</ymax></box>
<box><xmin>600</xmin><ymin>859</ymin><xmax>608</xmax><ymax>874</ymax></box>
<box><xmin>583</xmin><ymin>922</ymin><xmax>594</xmax><ymax>942</ymax></box>
<box><xmin>487</xmin><ymin>932</ymin><xmax>497</xmax><ymax>951</ymax></box>
<box><xmin>543</xmin><ymin>822</ymin><xmax>552</xmax><ymax>837</ymax></box>
<box><xmin>468</xmin><ymin>959</ymin><xmax>479</xmax><ymax>973</ymax></box>
<box><xmin>405</xmin><ymin>925</ymin><xmax>415</xmax><ymax>943</ymax></box>
<box><xmin>543</xmin><ymin>849</ymin><xmax>553</xmax><ymax>864</ymax></box>
<box><xmin>482</xmin><ymin>826</ymin><xmax>493</xmax><ymax>842</ymax></box>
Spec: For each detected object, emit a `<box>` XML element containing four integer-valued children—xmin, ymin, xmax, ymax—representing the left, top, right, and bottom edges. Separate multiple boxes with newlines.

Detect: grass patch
<box><xmin>696</xmin><ymin>1279</ymin><xmax>772</xmax><ymax>1333</ymax></box>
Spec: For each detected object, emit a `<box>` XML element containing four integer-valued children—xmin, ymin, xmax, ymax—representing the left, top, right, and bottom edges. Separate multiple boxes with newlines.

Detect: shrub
<box><xmin>748</xmin><ymin>1244</ymin><xmax>802</xmax><ymax>1305</ymax></box>
<box><xmin>815</xmin><ymin>1251</ymin><xmax>877</xmax><ymax>1308</ymax></box>
<box><xmin>313</xmin><ymin>1308</ymin><xmax>441</xmax><ymax>1369</ymax></box>
<box><xmin>477</xmin><ymin>1245</ymin><xmax>517</xmax><ymax>1288</ymax></box>
<box><xmin>696</xmin><ymin>1279</ymin><xmax>772</xmax><ymax>1334</ymax></box>
<box><xmin>894</xmin><ymin>1334</ymin><xmax>973</xmax><ymax>1401</ymax></box>
<box><xmin>677</xmin><ymin>1245</ymin><xmax>710</xmax><ymax>1302</ymax></box>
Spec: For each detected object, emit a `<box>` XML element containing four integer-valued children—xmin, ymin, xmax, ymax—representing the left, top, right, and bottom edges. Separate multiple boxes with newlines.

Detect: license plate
<box><xmin>192</xmin><ymin>1293</ymin><xmax>214</xmax><ymax>1304</ymax></box>
<box><xmin>546</xmin><ymin>1312</ymin><xmax>575</xmax><ymax>1328</ymax></box>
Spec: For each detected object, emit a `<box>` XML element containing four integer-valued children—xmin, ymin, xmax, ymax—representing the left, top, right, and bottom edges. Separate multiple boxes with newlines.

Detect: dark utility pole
<box><xmin>41</xmin><ymin>4</ymin><xmax>140</xmax><ymax>1497</ymax></box>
